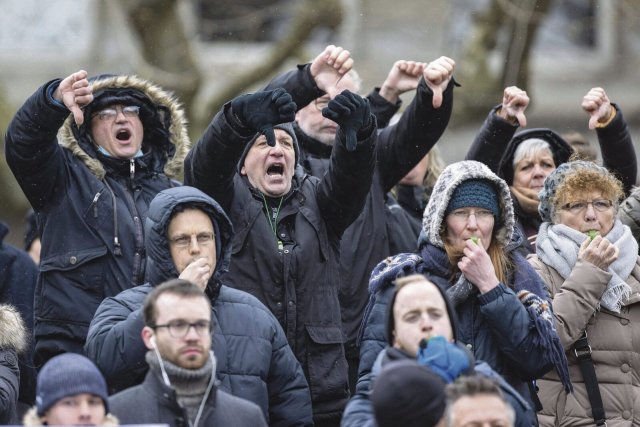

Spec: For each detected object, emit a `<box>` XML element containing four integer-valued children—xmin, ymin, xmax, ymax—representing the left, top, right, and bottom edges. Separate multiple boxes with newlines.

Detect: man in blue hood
<box><xmin>85</xmin><ymin>186</ymin><xmax>313</xmax><ymax>426</ymax></box>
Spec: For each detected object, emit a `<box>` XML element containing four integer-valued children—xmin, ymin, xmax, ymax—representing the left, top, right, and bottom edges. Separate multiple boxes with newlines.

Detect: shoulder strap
<box><xmin>574</xmin><ymin>331</ymin><xmax>607</xmax><ymax>426</ymax></box>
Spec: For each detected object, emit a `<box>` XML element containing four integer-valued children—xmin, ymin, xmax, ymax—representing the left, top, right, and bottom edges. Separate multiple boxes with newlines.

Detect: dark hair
<box><xmin>143</xmin><ymin>279</ymin><xmax>211</xmax><ymax>326</ymax></box>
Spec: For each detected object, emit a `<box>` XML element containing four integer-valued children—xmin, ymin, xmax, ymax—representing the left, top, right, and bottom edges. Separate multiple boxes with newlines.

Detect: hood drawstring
<box><xmin>102</xmin><ymin>180</ymin><xmax>122</xmax><ymax>256</ymax></box>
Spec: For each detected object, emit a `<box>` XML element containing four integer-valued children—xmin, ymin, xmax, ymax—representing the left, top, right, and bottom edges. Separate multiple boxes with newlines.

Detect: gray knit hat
<box><xmin>538</xmin><ymin>160</ymin><xmax>609</xmax><ymax>222</ymax></box>
<box><xmin>36</xmin><ymin>353</ymin><xmax>109</xmax><ymax>416</ymax></box>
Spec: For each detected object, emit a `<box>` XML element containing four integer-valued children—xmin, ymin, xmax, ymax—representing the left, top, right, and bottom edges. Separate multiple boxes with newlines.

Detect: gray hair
<box><xmin>444</xmin><ymin>376</ymin><xmax>515</xmax><ymax>427</ymax></box>
<box><xmin>512</xmin><ymin>138</ymin><xmax>553</xmax><ymax>170</ymax></box>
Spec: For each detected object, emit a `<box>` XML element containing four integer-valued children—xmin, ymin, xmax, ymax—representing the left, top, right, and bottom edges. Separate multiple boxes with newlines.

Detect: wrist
<box><xmin>595</xmin><ymin>106</ymin><xmax>616</xmax><ymax>128</ymax></box>
<box><xmin>379</xmin><ymin>83</ymin><xmax>401</xmax><ymax>103</ymax></box>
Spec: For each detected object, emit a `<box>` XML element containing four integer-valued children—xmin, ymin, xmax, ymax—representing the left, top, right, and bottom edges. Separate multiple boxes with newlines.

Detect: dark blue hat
<box><xmin>36</xmin><ymin>353</ymin><xmax>109</xmax><ymax>416</ymax></box>
<box><xmin>445</xmin><ymin>178</ymin><xmax>500</xmax><ymax>219</ymax></box>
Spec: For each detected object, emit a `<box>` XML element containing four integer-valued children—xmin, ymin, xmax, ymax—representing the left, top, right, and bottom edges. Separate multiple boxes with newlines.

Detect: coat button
<box><xmin>284</xmin><ymin>249</ymin><xmax>290</xmax><ymax>254</ymax></box>
<box><xmin>280</xmin><ymin>233</ymin><xmax>286</xmax><ymax>238</ymax></box>
<box><xmin>623</xmin><ymin>410</ymin><xmax>631</xmax><ymax>419</ymax></box>
<box><xmin>69</xmin><ymin>256</ymin><xmax>77</xmax><ymax>265</ymax></box>
<box><xmin>621</xmin><ymin>363</ymin><xmax>630</xmax><ymax>373</ymax></box>
<box><xmin>466</xmin><ymin>343</ymin><xmax>472</xmax><ymax>350</ymax></box>
<box><xmin>620</xmin><ymin>318</ymin><xmax>630</xmax><ymax>325</ymax></box>
<box><xmin>288</xmin><ymin>300</ymin><xmax>294</xmax><ymax>307</ymax></box>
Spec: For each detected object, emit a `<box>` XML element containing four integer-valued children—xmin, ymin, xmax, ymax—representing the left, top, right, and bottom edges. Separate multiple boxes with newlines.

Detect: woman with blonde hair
<box><xmin>531</xmin><ymin>160</ymin><xmax>640</xmax><ymax>426</ymax></box>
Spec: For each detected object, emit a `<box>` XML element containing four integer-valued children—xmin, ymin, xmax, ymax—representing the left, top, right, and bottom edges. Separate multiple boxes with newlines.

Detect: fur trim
<box><xmin>58</xmin><ymin>74</ymin><xmax>190</xmax><ymax>179</ymax></box>
<box><xmin>422</xmin><ymin>160</ymin><xmax>514</xmax><ymax>248</ymax></box>
<box><xmin>23</xmin><ymin>407</ymin><xmax>119</xmax><ymax>426</ymax></box>
<box><xmin>0</xmin><ymin>304</ymin><xmax>27</xmax><ymax>353</ymax></box>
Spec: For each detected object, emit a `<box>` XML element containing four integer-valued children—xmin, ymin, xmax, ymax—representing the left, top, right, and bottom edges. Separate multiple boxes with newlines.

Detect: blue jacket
<box><xmin>4</xmin><ymin>75</ymin><xmax>190</xmax><ymax>365</ymax></box>
<box><xmin>85</xmin><ymin>186</ymin><xmax>313</xmax><ymax>426</ymax></box>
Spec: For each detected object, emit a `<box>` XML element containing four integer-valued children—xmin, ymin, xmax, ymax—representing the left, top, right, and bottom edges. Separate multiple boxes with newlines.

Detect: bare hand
<box><xmin>178</xmin><ymin>258</ymin><xmax>211</xmax><ymax>290</ymax></box>
<box><xmin>458</xmin><ymin>239</ymin><xmax>500</xmax><ymax>293</ymax></box>
<box><xmin>497</xmin><ymin>86</ymin><xmax>529</xmax><ymax>127</ymax></box>
<box><xmin>582</xmin><ymin>87</ymin><xmax>613</xmax><ymax>130</ymax></box>
<box><xmin>423</xmin><ymin>56</ymin><xmax>455</xmax><ymax>109</ymax></box>
<box><xmin>379</xmin><ymin>60</ymin><xmax>427</xmax><ymax>103</ymax></box>
<box><xmin>53</xmin><ymin>70</ymin><xmax>93</xmax><ymax>126</ymax></box>
<box><xmin>310</xmin><ymin>45</ymin><xmax>354</xmax><ymax>99</ymax></box>
<box><xmin>578</xmin><ymin>235</ymin><xmax>619</xmax><ymax>271</ymax></box>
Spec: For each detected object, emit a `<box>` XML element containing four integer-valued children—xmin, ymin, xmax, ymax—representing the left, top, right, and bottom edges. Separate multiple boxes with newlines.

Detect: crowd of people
<box><xmin>1</xmin><ymin>43</ymin><xmax>639</xmax><ymax>426</ymax></box>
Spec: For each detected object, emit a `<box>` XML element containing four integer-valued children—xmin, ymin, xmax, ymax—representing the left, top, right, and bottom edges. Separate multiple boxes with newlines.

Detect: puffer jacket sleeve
<box><xmin>528</xmin><ymin>256</ymin><xmax>610</xmax><ymax>349</ymax></box>
<box><xmin>597</xmin><ymin>104</ymin><xmax>637</xmax><ymax>196</ymax></box>
<box><xmin>4</xmin><ymin>79</ymin><xmax>71</xmax><ymax>211</ymax></box>
<box><xmin>84</xmin><ymin>286</ymin><xmax>151</xmax><ymax>392</ymax></box>
<box><xmin>618</xmin><ymin>186</ymin><xmax>640</xmax><ymax>245</ymax></box>
<box><xmin>464</xmin><ymin>106</ymin><xmax>519</xmax><ymax>173</ymax></box>
<box><xmin>184</xmin><ymin>104</ymin><xmax>254</xmax><ymax>211</ymax></box>
<box><xmin>316</xmin><ymin>114</ymin><xmax>377</xmax><ymax>237</ymax></box>
<box><xmin>477</xmin><ymin>283</ymin><xmax>554</xmax><ymax>379</ymax></box>
<box><xmin>341</xmin><ymin>352</ymin><xmax>386</xmax><ymax>427</ymax></box>
<box><xmin>375</xmin><ymin>78</ymin><xmax>455</xmax><ymax>192</ymax></box>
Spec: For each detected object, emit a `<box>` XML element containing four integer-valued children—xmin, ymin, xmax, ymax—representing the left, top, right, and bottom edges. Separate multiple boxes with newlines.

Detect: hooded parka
<box><xmin>85</xmin><ymin>186</ymin><xmax>313</xmax><ymax>426</ymax></box>
<box><xmin>4</xmin><ymin>74</ymin><xmax>190</xmax><ymax>365</ymax></box>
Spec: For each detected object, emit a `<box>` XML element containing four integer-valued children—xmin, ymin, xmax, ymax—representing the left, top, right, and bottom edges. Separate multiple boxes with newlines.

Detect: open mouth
<box><xmin>116</xmin><ymin>129</ymin><xmax>131</xmax><ymax>141</ymax></box>
<box><xmin>267</xmin><ymin>164</ymin><xmax>284</xmax><ymax>176</ymax></box>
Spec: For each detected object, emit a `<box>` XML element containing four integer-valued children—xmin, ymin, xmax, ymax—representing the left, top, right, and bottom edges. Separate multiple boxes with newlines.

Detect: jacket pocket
<box><xmin>37</xmin><ymin>246</ymin><xmax>108</xmax><ymax>323</ymax></box>
<box><xmin>305</xmin><ymin>325</ymin><xmax>348</xmax><ymax>403</ymax></box>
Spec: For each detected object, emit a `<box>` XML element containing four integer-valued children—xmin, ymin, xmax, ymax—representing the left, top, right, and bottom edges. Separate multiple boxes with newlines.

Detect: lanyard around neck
<box><xmin>261</xmin><ymin>194</ymin><xmax>284</xmax><ymax>251</ymax></box>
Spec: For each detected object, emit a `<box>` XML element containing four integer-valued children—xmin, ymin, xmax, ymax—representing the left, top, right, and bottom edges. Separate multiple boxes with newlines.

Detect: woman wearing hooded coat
<box><xmin>529</xmin><ymin>161</ymin><xmax>640</xmax><ymax>427</ymax></box>
<box><xmin>352</xmin><ymin>160</ymin><xmax>571</xmax><ymax>427</ymax></box>
<box><xmin>466</xmin><ymin>86</ymin><xmax>636</xmax><ymax>255</ymax></box>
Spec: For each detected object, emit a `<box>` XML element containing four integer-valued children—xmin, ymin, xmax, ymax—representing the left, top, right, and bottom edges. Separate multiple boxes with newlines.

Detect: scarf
<box><xmin>146</xmin><ymin>351</ymin><xmax>216</xmax><ymax>424</ymax></box>
<box><xmin>510</xmin><ymin>185</ymin><xmax>540</xmax><ymax>217</ymax></box>
<box><xmin>536</xmin><ymin>219</ymin><xmax>637</xmax><ymax>312</ymax></box>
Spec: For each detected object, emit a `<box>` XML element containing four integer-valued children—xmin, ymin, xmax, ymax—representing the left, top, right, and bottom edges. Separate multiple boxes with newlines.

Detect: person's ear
<box><xmin>141</xmin><ymin>326</ymin><xmax>156</xmax><ymax>350</ymax></box>
<box><xmin>240</xmin><ymin>165</ymin><xmax>247</xmax><ymax>176</ymax></box>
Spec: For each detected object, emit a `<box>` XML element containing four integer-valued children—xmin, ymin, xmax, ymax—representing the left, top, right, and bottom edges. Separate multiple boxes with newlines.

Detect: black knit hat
<box><xmin>36</xmin><ymin>353</ymin><xmax>109</xmax><ymax>416</ymax></box>
<box><xmin>444</xmin><ymin>178</ymin><xmax>500</xmax><ymax>220</ymax></box>
<box><xmin>372</xmin><ymin>360</ymin><xmax>447</xmax><ymax>427</ymax></box>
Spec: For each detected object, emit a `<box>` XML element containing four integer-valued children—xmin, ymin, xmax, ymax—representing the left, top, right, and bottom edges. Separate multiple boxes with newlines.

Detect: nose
<box><xmin>531</xmin><ymin>164</ymin><xmax>545</xmax><ymax>177</ymax></box>
<box><xmin>584</xmin><ymin>202</ymin><xmax>597</xmax><ymax>220</ymax></box>
<box><xmin>466</xmin><ymin>213</ymin><xmax>479</xmax><ymax>230</ymax></box>
<box><xmin>270</xmin><ymin>141</ymin><xmax>285</xmax><ymax>156</ymax></box>
<box><xmin>188</xmin><ymin>235</ymin><xmax>202</xmax><ymax>254</ymax></box>
<box><xmin>77</xmin><ymin>400</ymin><xmax>92</xmax><ymax>419</ymax></box>
<box><xmin>114</xmin><ymin>107</ymin><xmax>128</xmax><ymax>122</ymax></box>
<box><xmin>419</xmin><ymin>313</ymin><xmax>433</xmax><ymax>330</ymax></box>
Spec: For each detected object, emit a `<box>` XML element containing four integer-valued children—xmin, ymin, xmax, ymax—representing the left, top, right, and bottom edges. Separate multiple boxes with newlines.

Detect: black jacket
<box><xmin>266</xmin><ymin>67</ymin><xmax>455</xmax><ymax>346</ymax></box>
<box><xmin>4</xmin><ymin>75</ymin><xmax>190</xmax><ymax>365</ymax></box>
<box><xmin>109</xmin><ymin>367</ymin><xmax>267</xmax><ymax>427</ymax></box>
<box><xmin>184</xmin><ymin>101</ymin><xmax>377</xmax><ymax>421</ymax></box>
<box><xmin>0</xmin><ymin>222</ymin><xmax>37</xmax><ymax>408</ymax></box>
<box><xmin>85</xmin><ymin>186</ymin><xmax>313</xmax><ymax>426</ymax></box>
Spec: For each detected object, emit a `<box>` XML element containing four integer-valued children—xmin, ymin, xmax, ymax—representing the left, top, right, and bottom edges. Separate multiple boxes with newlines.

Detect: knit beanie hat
<box><xmin>237</xmin><ymin>122</ymin><xmax>300</xmax><ymax>172</ymax></box>
<box><xmin>372</xmin><ymin>360</ymin><xmax>447</xmax><ymax>427</ymax></box>
<box><xmin>444</xmin><ymin>178</ymin><xmax>500</xmax><ymax>220</ymax></box>
<box><xmin>538</xmin><ymin>160</ymin><xmax>609</xmax><ymax>222</ymax></box>
<box><xmin>36</xmin><ymin>353</ymin><xmax>109</xmax><ymax>416</ymax></box>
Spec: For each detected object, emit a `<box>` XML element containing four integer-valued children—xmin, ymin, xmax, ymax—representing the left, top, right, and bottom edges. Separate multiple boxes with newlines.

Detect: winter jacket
<box><xmin>0</xmin><ymin>304</ymin><xmax>27</xmax><ymax>425</ymax></box>
<box><xmin>466</xmin><ymin>104</ymin><xmax>637</xmax><ymax>254</ymax></box>
<box><xmin>342</xmin><ymin>346</ymin><xmax>534</xmax><ymax>427</ymax></box>
<box><xmin>618</xmin><ymin>186</ymin><xmax>640</xmax><ymax>250</ymax></box>
<box><xmin>184</xmin><ymin>100</ymin><xmax>377</xmax><ymax>422</ymax></box>
<box><xmin>85</xmin><ymin>186</ymin><xmax>313</xmax><ymax>426</ymax></box>
<box><xmin>4</xmin><ymin>75</ymin><xmax>190</xmax><ymax>365</ymax></box>
<box><xmin>0</xmin><ymin>222</ymin><xmax>37</xmax><ymax>408</ymax></box>
<box><xmin>355</xmin><ymin>161</ymin><xmax>567</xmax><ymax>426</ymax></box>
<box><xmin>529</xmin><ymin>255</ymin><xmax>640</xmax><ymax>427</ymax></box>
<box><xmin>265</xmin><ymin>65</ymin><xmax>455</xmax><ymax>348</ymax></box>
<box><xmin>109</xmin><ymin>367</ymin><xmax>267</xmax><ymax>427</ymax></box>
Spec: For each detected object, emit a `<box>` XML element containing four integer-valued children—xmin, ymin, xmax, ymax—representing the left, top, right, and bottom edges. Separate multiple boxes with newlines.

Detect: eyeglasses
<box><xmin>314</xmin><ymin>97</ymin><xmax>330</xmax><ymax>111</ymax></box>
<box><xmin>448</xmin><ymin>209</ymin><xmax>494</xmax><ymax>222</ymax></box>
<box><xmin>92</xmin><ymin>105</ymin><xmax>140</xmax><ymax>121</ymax></box>
<box><xmin>152</xmin><ymin>319</ymin><xmax>211</xmax><ymax>338</ymax></box>
<box><xmin>560</xmin><ymin>199</ymin><xmax>613</xmax><ymax>214</ymax></box>
<box><xmin>169</xmin><ymin>232</ymin><xmax>215</xmax><ymax>248</ymax></box>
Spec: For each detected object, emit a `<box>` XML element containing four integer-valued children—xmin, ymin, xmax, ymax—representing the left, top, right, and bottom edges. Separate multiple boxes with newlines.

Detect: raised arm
<box><xmin>582</xmin><ymin>87</ymin><xmax>637</xmax><ymax>195</ymax></box>
<box><xmin>465</xmin><ymin>86</ymin><xmax>529</xmax><ymax>172</ymax></box>
<box><xmin>376</xmin><ymin>56</ymin><xmax>456</xmax><ymax>192</ymax></box>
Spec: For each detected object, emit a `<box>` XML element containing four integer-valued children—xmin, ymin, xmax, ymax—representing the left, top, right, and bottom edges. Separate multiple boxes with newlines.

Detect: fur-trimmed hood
<box><xmin>22</xmin><ymin>407</ymin><xmax>119</xmax><ymax>426</ymax></box>
<box><xmin>0</xmin><ymin>304</ymin><xmax>27</xmax><ymax>353</ymax></box>
<box><xmin>58</xmin><ymin>74</ymin><xmax>190</xmax><ymax>179</ymax></box>
<box><xmin>421</xmin><ymin>160</ymin><xmax>514</xmax><ymax>248</ymax></box>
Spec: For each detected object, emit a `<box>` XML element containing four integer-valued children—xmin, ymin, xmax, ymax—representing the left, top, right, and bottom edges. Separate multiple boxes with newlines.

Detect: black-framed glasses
<box><xmin>152</xmin><ymin>319</ymin><xmax>211</xmax><ymax>338</ymax></box>
<box><xmin>92</xmin><ymin>105</ymin><xmax>140</xmax><ymax>121</ymax></box>
<box><xmin>560</xmin><ymin>199</ymin><xmax>613</xmax><ymax>214</ymax></box>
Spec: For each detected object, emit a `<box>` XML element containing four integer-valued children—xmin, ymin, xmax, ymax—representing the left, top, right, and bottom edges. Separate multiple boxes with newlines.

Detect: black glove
<box><xmin>231</xmin><ymin>88</ymin><xmax>297</xmax><ymax>146</ymax></box>
<box><xmin>322</xmin><ymin>90</ymin><xmax>372</xmax><ymax>152</ymax></box>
